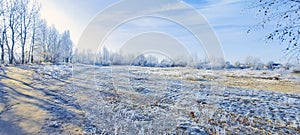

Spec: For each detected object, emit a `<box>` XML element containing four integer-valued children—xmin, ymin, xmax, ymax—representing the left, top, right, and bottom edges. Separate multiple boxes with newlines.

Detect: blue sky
<box><xmin>38</xmin><ymin>0</ymin><xmax>286</xmax><ymax>63</ymax></box>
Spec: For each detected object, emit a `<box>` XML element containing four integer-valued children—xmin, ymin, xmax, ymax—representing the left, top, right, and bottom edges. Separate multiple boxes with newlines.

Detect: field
<box><xmin>0</xmin><ymin>64</ymin><xmax>299</xmax><ymax>134</ymax></box>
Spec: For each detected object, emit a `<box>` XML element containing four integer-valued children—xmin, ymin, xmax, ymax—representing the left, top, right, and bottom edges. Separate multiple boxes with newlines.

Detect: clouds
<box><xmin>193</xmin><ymin>0</ymin><xmax>284</xmax><ymax>62</ymax></box>
<box><xmin>75</xmin><ymin>0</ymin><xmax>225</xmax><ymax>65</ymax></box>
<box><xmin>38</xmin><ymin>0</ymin><xmax>284</xmax><ymax>62</ymax></box>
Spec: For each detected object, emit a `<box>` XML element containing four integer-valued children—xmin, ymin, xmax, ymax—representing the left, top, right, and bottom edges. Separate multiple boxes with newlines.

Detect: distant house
<box><xmin>270</xmin><ymin>63</ymin><xmax>281</xmax><ymax>69</ymax></box>
<box><xmin>267</xmin><ymin>62</ymin><xmax>282</xmax><ymax>70</ymax></box>
<box><xmin>236</xmin><ymin>64</ymin><xmax>249</xmax><ymax>69</ymax></box>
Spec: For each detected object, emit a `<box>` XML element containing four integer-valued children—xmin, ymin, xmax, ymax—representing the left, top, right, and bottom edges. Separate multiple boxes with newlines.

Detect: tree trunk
<box><xmin>30</xmin><ymin>21</ymin><xmax>36</xmax><ymax>63</ymax></box>
<box><xmin>9</xmin><ymin>31</ymin><xmax>15</xmax><ymax>64</ymax></box>
<box><xmin>30</xmin><ymin>48</ymin><xmax>34</xmax><ymax>63</ymax></box>
<box><xmin>20</xmin><ymin>28</ymin><xmax>27</xmax><ymax>64</ymax></box>
<box><xmin>4</xmin><ymin>33</ymin><xmax>10</xmax><ymax>64</ymax></box>
<box><xmin>27</xmin><ymin>45</ymin><xmax>31</xmax><ymax>63</ymax></box>
<box><xmin>21</xmin><ymin>46</ymin><xmax>25</xmax><ymax>64</ymax></box>
<box><xmin>0</xmin><ymin>40</ymin><xmax>3</xmax><ymax>64</ymax></box>
<box><xmin>9</xmin><ymin>48</ymin><xmax>14</xmax><ymax>64</ymax></box>
<box><xmin>1</xmin><ymin>30</ymin><xmax>7</xmax><ymax>64</ymax></box>
<box><xmin>30</xmin><ymin>39</ymin><xmax>34</xmax><ymax>63</ymax></box>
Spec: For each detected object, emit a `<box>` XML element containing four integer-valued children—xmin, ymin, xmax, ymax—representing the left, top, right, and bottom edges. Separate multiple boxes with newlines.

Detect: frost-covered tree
<box><xmin>173</xmin><ymin>56</ymin><xmax>188</xmax><ymax>67</ymax></box>
<box><xmin>253</xmin><ymin>0</ymin><xmax>300</xmax><ymax>60</ymax></box>
<box><xmin>45</xmin><ymin>29</ymin><xmax>74</xmax><ymax>64</ymax></box>
<box><xmin>28</xmin><ymin>14</ymin><xmax>44</xmax><ymax>63</ymax></box>
<box><xmin>112</xmin><ymin>53</ymin><xmax>125</xmax><ymax>65</ymax></box>
<box><xmin>131</xmin><ymin>54</ymin><xmax>146</xmax><ymax>66</ymax></box>
<box><xmin>267</xmin><ymin>61</ymin><xmax>275</xmax><ymax>69</ymax></box>
<box><xmin>0</xmin><ymin>0</ymin><xmax>72</xmax><ymax>64</ymax></box>
<box><xmin>32</xmin><ymin>19</ymin><xmax>48</xmax><ymax>63</ymax></box>
<box><xmin>144</xmin><ymin>55</ymin><xmax>158</xmax><ymax>67</ymax></box>
<box><xmin>18</xmin><ymin>0</ymin><xmax>40</xmax><ymax>64</ymax></box>
<box><xmin>5</xmin><ymin>0</ymin><xmax>20</xmax><ymax>64</ymax></box>
<box><xmin>100</xmin><ymin>47</ymin><xmax>112</xmax><ymax>66</ymax></box>
<box><xmin>45</xmin><ymin>25</ymin><xmax>59</xmax><ymax>63</ymax></box>
<box><xmin>59</xmin><ymin>30</ymin><xmax>73</xmax><ymax>63</ymax></box>
<box><xmin>160</xmin><ymin>58</ymin><xmax>174</xmax><ymax>67</ymax></box>
<box><xmin>245</xmin><ymin>56</ymin><xmax>261</xmax><ymax>69</ymax></box>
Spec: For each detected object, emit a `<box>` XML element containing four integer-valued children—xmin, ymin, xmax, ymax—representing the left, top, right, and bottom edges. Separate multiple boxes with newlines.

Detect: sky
<box><xmin>37</xmin><ymin>0</ymin><xmax>286</xmax><ymax>63</ymax></box>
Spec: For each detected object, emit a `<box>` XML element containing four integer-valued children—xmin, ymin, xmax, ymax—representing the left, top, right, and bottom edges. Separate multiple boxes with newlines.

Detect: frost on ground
<box><xmin>73</xmin><ymin>65</ymin><xmax>300</xmax><ymax>134</ymax></box>
<box><xmin>0</xmin><ymin>64</ymin><xmax>299</xmax><ymax>134</ymax></box>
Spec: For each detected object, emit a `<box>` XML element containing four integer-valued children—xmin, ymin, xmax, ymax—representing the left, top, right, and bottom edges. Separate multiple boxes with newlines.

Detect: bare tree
<box><xmin>0</xmin><ymin>0</ymin><xmax>5</xmax><ymax>64</ymax></box>
<box><xmin>27</xmin><ymin>2</ymin><xmax>40</xmax><ymax>63</ymax></box>
<box><xmin>18</xmin><ymin>0</ymin><xmax>40</xmax><ymax>64</ymax></box>
<box><xmin>253</xmin><ymin>0</ymin><xmax>300</xmax><ymax>61</ymax></box>
<box><xmin>245</xmin><ymin>56</ymin><xmax>261</xmax><ymax>69</ymax></box>
<box><xmin>6</xmin><ymin>0</ymin><xmax>20</xmax><ymax>64</ymax></box>
<box><xmin>0</xmin><ymin>0</ymin><xmax>73</xmax><ymax>65</ymax></box>
<box><xmin>28</xmin><ymin>12</ymin><xmax>36</xmax><ymax>63</ymax></box>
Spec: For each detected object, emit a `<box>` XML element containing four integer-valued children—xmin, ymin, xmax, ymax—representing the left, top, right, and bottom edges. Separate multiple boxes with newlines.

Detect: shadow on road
<box><xmin>0</xmin><ymin>65</ymin><xmax>91</xmax><ymax>134</ymax></box>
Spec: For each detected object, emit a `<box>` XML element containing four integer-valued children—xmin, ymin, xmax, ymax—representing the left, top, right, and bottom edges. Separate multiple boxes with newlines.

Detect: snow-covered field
<box><xmin>71</xmin><ymin>65</ymin><xmax>300</xmax><ymax>134</ymax></box>
<box><xmin>0</xmin><ymin>64</ymin><xmax>300</xmax><ymax>134</ymax></box>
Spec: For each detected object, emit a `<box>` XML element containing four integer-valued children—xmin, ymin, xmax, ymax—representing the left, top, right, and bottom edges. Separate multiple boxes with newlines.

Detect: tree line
<box><xmin>0</xmin><ymin>0</ymin><xmax>73</xmax><ymax>65</ymax></box>
<box><xmin>73</xmin><ymin>47</ymin><xmax>208</xmax><ymax>68</ymax></box>
<box><xmin>74</xmin><ymin>47</ymin><xmax>293</xmax><ymax>71</ymax></box>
